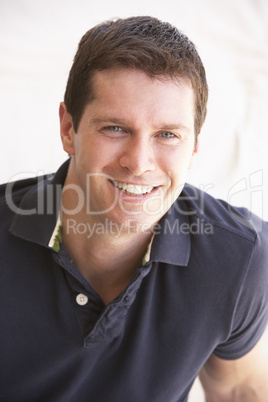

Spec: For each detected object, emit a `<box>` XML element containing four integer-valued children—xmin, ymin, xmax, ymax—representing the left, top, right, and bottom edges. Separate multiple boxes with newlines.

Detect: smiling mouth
<box><xmin>110</xmin><ymin>180</ymin><xmax>158</xmax><ymax>196</ymax></box>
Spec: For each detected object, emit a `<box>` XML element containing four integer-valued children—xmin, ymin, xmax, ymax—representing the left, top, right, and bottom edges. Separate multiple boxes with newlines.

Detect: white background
<box><xmin>1</xmin><ymin>0</ymin><xmax>268</xmax><ymax>400</ymax></box>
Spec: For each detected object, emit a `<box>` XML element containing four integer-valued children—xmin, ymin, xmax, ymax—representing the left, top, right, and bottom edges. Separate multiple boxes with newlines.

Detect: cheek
<box><xmin>75</xmin><ymin>138</ymin><xmax>105</xmax><ymax>169</ymax></box>
<box><xmin>164</xmin><ymin>150</ymin><xmax>194</xmax><ymax>187</ymax></box>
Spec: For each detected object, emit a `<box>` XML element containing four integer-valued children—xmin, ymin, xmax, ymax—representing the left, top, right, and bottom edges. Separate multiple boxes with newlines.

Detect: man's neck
<box><xmin>61</xmin><ymin>212</ymin><xmax>153</xmax><ymax>305</ymax></box>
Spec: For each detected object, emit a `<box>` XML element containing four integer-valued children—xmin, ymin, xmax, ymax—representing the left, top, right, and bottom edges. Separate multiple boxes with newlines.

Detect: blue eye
<box><xmin>102</xmin><ymin>125</ymin><xmax>127</xmax><ymax>138</ymax></box>
<box><xmin>107</xmin><ymin>126</ymin><xmax>122</xmax><ymax>131</ymax></box>
<box><xmin>160</xmin><ymin>132</ymin><xmax>175</xmax><ymax>138</ymax></box>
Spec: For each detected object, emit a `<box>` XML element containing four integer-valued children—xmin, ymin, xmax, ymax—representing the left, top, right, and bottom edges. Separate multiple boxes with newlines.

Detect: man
<box><xmin>1</xmin><ymin>16</ymin><xmax>268</xmax><ymax>401</ymax></box>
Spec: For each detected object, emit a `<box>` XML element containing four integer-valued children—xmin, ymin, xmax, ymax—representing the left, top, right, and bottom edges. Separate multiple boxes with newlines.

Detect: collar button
<box><xmin>76</xmin><ymin>293</ymin><xmax>88</xmax><ymax>306</ymax></box>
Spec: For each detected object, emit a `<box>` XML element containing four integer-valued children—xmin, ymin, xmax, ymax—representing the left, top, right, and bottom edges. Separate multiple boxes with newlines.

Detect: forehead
<box><xmin>84</xmin><ymin>68</ymin><xmax>195</xmax><ymax>136</ymax></box>
<box><xmin>90</xmin><ymin>68</ymin><xmax>194</xmax><ymax>111</ymax></box>
<box><xmin>91</xmin><ymin>67</ymin><xmax>192</xmax><ymax>93</ymax></box>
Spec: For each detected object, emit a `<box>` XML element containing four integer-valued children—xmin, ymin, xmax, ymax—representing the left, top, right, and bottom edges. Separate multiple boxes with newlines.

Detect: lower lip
<box><xmin>109</xmin><ymin>181</ymin><xmax>159</xmax><ymax>202</ymax></box>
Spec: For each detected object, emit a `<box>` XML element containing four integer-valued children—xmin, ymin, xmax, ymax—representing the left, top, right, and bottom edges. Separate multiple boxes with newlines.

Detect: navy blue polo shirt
<box><xmin>1</xmin><ymin>160</ymin><xmax>268</xmax><ymax>402</ymax></box>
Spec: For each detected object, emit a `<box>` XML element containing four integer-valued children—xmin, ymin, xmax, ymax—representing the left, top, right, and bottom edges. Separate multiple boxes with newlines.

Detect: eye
<box><xmin>101</xmin><ymin>125</ymin><xmax>127</xmax><ymax>139</ymax></box>
<box><xmin>156</xmin><ymin>131</ymin><xmax>182</xmax><ymax>145</ymax></box>
<box><xmin>160</xmin><ymin>132</ymin><xmax>176</xmax><ymax>138</ymax></box>
<box><xmin>106</xmin><ymin>126</ymin><xmax>123</xmax><ymax>132</ymax></box>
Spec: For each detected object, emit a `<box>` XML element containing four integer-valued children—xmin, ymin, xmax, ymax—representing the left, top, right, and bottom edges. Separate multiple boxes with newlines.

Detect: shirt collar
<box><xmin>9</xmin><ymin>159</ymin><xmax>191</xmax><ymax>267</ymax></box>
<box><xmin>149</xmin><ymin>201</ymin><xmax>191</xmax><ymax>266</ymax></box>
<box><xmin>9</xmin><ymin>159</ymin><xmax>70</xmax><ymax>248</ymax></box>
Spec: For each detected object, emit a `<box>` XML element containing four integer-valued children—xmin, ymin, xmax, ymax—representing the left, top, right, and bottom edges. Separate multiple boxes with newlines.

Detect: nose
<box><xmin>119</xmin><ymin>136</ymin><xmax>155</xmax><ymax>175</ymax></box>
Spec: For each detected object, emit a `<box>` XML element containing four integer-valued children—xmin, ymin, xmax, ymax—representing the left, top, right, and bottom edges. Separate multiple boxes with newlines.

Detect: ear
<box><xmin>59</xmin><ymin>102</ymin><xmax>76</xmax><ymax>155</ymax></box>
<box><xmin>188</xmin><ymin>137</ymin><xmax>200</xmax><ymax>170</ymax></box>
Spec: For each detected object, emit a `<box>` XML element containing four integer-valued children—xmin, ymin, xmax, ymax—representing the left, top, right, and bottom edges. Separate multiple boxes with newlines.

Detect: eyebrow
<box><xmin>90</xmin><ymin>117</ymin><xmax>127</xmax><ymax>126</ymax></box>
<box><xmin>90</xmin><ymin>117</ymin><xmax>191</xmax><ymax>134</ymax></box>
<box><xmin>158</xmin><ymin>123</ymin><xmax>191</xmax><ymax>133</ymax></box>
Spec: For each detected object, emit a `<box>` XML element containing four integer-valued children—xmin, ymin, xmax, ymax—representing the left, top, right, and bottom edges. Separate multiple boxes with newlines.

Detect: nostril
<box><xmin>119</xmin><ymin>149</ymin><xmax>155</xmax><ymax>175</ymax></box>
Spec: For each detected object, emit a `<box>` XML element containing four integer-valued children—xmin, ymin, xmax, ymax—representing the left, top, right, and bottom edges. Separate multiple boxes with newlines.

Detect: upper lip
<box><xmin>109</xmin><ymin>179</ymin><xmax>161</xmax><ymax>187</ymax></box>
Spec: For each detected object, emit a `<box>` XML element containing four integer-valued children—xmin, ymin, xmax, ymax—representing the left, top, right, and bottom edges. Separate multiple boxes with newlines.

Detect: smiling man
<box><xmin>59</xmin><ymin>67</ymin><xmax>198</xmax><ymax>301</ymax></box>
<box><xmin>60</xmin><ymin>68</ymin><xmax>196</xmax><ymax>230</ymax></box>
<box><xmin>1</xmin><ymin>16</ymin><xmax>268</xmax><ymax>402</ymax></box>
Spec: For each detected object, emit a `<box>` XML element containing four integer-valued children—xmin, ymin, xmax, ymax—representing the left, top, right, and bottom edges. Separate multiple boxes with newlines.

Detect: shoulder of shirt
<box><xmin>179</xmin><ymin>183</ymin><xmax>265</xmax><ymax>243</ymax></box>
<box><xmin>0</xmin><ymin>173</ymin><xmax>54</xmax><ymax>208</ymax></box>
<box><xmin>0</xmin><ymin>160</ymin><xmax>69</xmax><ymax>210</ymax></box>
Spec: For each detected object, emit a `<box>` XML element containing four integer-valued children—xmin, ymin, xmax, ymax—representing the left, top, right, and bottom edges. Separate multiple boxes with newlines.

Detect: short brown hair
<box><xmin>64</xmin><ymin>16</ymin><xmax>208</xmax><ymax>138</ymax></box>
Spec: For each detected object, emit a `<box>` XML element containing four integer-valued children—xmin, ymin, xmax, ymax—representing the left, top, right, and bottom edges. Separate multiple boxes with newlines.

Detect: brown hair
<box><xmin>64</xmin><ymin>16</ymin><xmax>208</xmax><ymax>138</ymax></box>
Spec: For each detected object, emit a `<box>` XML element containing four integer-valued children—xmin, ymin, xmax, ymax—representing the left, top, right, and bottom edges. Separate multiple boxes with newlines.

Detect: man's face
<box><xmin>61</xmin><ymin>68</ymin><xmax>198</xmax><ymax>233</ymax></box>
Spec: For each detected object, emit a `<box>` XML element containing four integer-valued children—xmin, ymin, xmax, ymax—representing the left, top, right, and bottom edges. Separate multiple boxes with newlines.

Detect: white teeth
<box><xmin>111</xmin><ymin>180</ymin><xmax>155</xmax><ymax>195</ymax></box>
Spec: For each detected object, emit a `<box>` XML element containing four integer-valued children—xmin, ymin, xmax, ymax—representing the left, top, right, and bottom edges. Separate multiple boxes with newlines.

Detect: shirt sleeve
<box><xmin>213</xmin><ymin>221</ymin><xmax>268</xmax><ymax>360</ymax></box>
